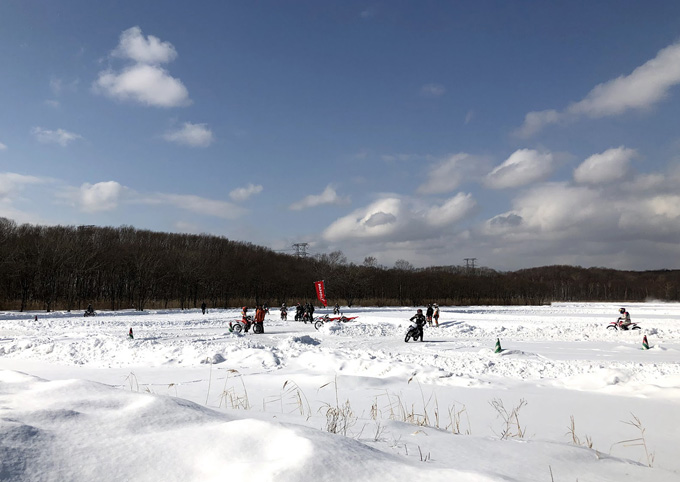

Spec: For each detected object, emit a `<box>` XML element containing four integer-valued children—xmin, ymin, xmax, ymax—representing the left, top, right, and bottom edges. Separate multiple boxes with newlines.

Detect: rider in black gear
<box><xmin>409</xmin><ymin>309</ymin><xmax>427</xmax><ymax>341</ymax></box>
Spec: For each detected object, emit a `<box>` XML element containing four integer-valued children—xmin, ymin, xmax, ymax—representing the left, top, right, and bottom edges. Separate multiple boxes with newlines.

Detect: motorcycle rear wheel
<box><xmin>232</xmin><ymin>323</ymin><xmax>243</xmax><ymax>334</ymax></box>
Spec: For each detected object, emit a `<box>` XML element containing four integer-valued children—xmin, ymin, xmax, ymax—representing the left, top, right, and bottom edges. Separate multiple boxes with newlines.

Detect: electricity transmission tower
<box><xmin>292</xmin><ymin>243</ymin><xmax>309</xmax><ymax>258</ymax></box>
<box><xmin>464</xmin><ymin>258</ymin><xmax>477</xmax><ymax>271</ymax></box>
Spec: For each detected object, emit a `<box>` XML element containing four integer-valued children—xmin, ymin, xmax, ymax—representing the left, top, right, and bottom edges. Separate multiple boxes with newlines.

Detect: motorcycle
<box><xmin>606</xmin><ymin>319</ymin><xmax>641</xmax><ymax>331</ymax></box>
<box><xmin>229</xmin><ymin>315</ymin><xmax>264</xmax><ymax>334</ymax></box>
<box><xmin>404</xmin><ymin>322</ymin><xmax>424</xmax><ymax>342</ymax></box>
<box><xmin>84</xmin><ymin>309</ymin><xmax>96</xmax><ymax>317</ymax></box>
<box><xmin>313</xmin><ymin>315</ymin><xmax>359</xmax><ymax>330</ymax></box>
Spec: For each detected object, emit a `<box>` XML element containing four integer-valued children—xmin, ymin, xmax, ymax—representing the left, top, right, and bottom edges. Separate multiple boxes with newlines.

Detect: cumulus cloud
<box><xmin>78</xmin><ymin>181</ymin><xmax>123</xmax><ymax>212</ymax></box>
<box><xmin>0</xmin><ymin>142</ymin><xmax>7</xmax><ymax>150</ymax></box>
<box><xmin>32</xmin><ymin>127</ymin><xmax>82</xmax><ymax>147</ymax></box>
<box><xmin>418</xmin><ymin>153</ymin><xmax>486</xmax><ymax>194</ymax></box>
<box><xmin>425</xmin><ymin>193</ymin><xmax>477</xmax><ymax>227</ymax></box>
<box><xmin>485</xmin><ymin>149</ymin><xmax>555</xmax><ymax>189</ymax></box>
<box><xmin>163</xmin><ymin>122</ymin><xmax>213</xmax><ymax>147</ymax></box>
<box><xmin>94</xmin><ymin>64</ymin><xmax>190</xmax><ymax>108</ymax></box>
<box><xmin>93</xmin><ymin>26</ymin><xmax>190</xmax><ymax>108</ymax></box>
<box><xmin>482</xmin><ymin>173</ymin><xmax>680</xmax><ymax>252</ymax></box>
<box><xmin>289</xmin><ymin>185</ymin><xmax>349</xmax><ymax>211</ymax></box>
<box><xmin>230</xmin><ymin>183</ymin><xmax>263</xmax><ymax>202</ymax></box>
<box><xmin>322</xmin><ymin>193</ymin><xmax>476</xmax><ymax>242</ymax></box>
<box><xmin>574</xmin><ymin>146</ymin><xmax>637</xmax><ymax>184</ymax></box>
<box><xmin>112</xmin><ymin>26</ymin><xmax>178</xmax><ymax>64</ymax></box>
<box><xmin>517</xmin><ymin>41</ymin><xmax>680</xmax><ymax>137</ymax></box>
<box><xmin>420</xmin><ymin>83</ymin><xmax>446</xmax><ymax>97</ymax></box>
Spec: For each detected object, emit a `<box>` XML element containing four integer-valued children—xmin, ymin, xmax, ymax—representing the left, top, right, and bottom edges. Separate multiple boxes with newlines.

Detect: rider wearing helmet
<box><xmin>410</xmin><ymin>308</ymin><xmax>427</xmax><ymax>340</ymax></box>
<box><xmin>617</xmin><ymin>307</ymin><xmax>631</xmax><ymax>329</ymax></box>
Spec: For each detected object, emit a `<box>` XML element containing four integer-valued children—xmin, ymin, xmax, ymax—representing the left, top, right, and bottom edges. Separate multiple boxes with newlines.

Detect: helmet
<box><xmin>242</xmin><ymin>306</ymin><xmax>247</xmax><ymax>310</ymax></box>
<box><xmin>417</xmin><ymin>309</ymin><xmax>423</xmax><ymax>314</ymax></box>
<box><xmin>619</xmin><ymin>307</ymin><xmax>625</xmax><ymax>314</ymax></box>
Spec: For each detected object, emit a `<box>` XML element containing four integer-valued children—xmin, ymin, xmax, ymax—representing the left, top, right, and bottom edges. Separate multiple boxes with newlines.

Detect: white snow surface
<box><xmin>1</xmin><ymin>302</ymin><xmax>679</xmax><ymax>481</ymax></box>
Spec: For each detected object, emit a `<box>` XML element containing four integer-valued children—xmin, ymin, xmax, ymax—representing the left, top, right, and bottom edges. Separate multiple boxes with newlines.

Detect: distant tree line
<box><xmin>0</xmin><ymin>218</ymin><xmax>678</xmax><ymax>312</ymax></box>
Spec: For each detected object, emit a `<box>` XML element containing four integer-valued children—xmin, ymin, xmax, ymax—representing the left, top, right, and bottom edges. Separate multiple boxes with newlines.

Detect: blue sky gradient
<box><xmin>2</xmin><ymin>1</ymin><xmax>680</xmax><ymax>270</ymax></box>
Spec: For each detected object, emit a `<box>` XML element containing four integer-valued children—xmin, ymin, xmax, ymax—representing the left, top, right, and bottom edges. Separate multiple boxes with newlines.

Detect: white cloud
<box><xmin>517</xmin><ymin>41</ymin><xmax>680</xmax><ymax>137</ymax></box>
<box><xmin>94</xmin><ymin>26</ymin><xmax>190</xmax><ymax>108</ymax></box>
<box><xmin>0</xmin><ymin>142</ymin><xmax>7</xmax><ymax>150</ymax></box>
<box><xmin>0</xmin><ymin>173</ymin><xmax>47</xmax><ymax>200</ymax></box>
<box><xmin>146</xmin><ymin>193</ymin><xmax>246</xmax><ymax>219</ymax></box>
<box><xmin>425</xmin><ymin>193</ymin><xmax>477</xmax><ymax>227</ymax></box>
<box><xmin>289</xmin><ymin>185</ymin><xmax>349</xmax><ymax>211</ymax></box>
<box><xmin>322</xmin><ymin>193</ymin><xmax>476</xmax><ymax>242</ymax></box>
<box><xmin>574</xmin><ymin>146</ymin><xmax>637</xmax><ymax>184</ymax></box>
<box><xmin>94</xmin><ymin>64</ymin><xmax>190</xmax><ymax>108</ymax></box>
<box><xmin>515</xmin><ymin>110</ymin><xmax>560</xmax><ymax>138</ymax></box>
<box><xmin>485</xmin><ymin>149</ymin><xmax>554</xmax><ymax>189</ymax></box>
<box><xmin>78</xmin><ymin>181</ymin><xmax>123</xmax><ymax>212</ymax></box>
<box><xmin>230</xmin><ymin>183</ymin><xmax>263</xmax><ymax>202</ymax></box>
<box><xmin>568</xmin><ymin>42</ymin><xmax>680</xmax><ymax>117</ymax></box>
<box><xmin>323</xmin><ymin>198</ymin><xmax>402</xmax><ymax>241</ymax></box>
<box><xmin>44</xmin><ymin>100</ymin><xmax>60</xmax><ymax>108</ymax></box>
<box><xmin>163</xmin><ymin>122</ymin><xmax>213</xmax><ymax>147</ymax></box>
<box><xmin>481</xmin><ymin>174</ymin><xmax>680</xmax><ymax>251</ymax></box>
<box><xmin>32</xmin><ymin>127</ymin><xmax>82</xmax><ymax>147</ymax></box>
<box><xmin>418</xmin><ymin>153</ymin><xmax>484</xmax><ymax>194</ymax></box>
<box><xmin>49</xmin><ymin>77</ymin><xmax>79</xmax><ymax>95</ymax></box>
<box><xmin>112</xmin><ymin>26</ymin><xmax>178</xmax><ymax>64</ymax></box>
<box><xmin>420</xmin><ymin>83</ymin><xmax>446</xmax><ymax>97</ymax></box>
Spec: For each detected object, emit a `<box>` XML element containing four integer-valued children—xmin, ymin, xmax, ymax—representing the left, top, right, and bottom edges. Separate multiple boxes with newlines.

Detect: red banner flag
<box><xmin>314</xmin><ymin>280</ymin><xmax>327</xmax><ymax>307</ymax></box>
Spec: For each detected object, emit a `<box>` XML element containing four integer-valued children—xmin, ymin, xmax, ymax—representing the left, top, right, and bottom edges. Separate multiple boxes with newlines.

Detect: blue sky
<box><xmin>2</xmin><ymin>1</ymin><xmax>680</xmax><ymax>270</ymax></box>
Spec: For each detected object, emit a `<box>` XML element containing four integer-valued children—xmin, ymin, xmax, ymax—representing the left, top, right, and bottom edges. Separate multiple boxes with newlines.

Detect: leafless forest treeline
<box><xmin>1</xmin><ymin>218</ymin><xmax>678</xmax><ymax>312</ymax></box>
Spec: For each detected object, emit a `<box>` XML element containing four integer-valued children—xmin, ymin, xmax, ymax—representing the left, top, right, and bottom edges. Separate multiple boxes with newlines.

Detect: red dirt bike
<box><xmin>229</xmin><ymin>316</ymin><xmax>264</xmax><ymax>334</ymax></box>
<box><xmin>313</xmin><ymin>314</ymin><xmax>358</xmax><ymax>330</ymax></box>
<box><xmin>606</xmin><ymin>319</ymin><xmax>641</xmax><ymax>331</ymax></box>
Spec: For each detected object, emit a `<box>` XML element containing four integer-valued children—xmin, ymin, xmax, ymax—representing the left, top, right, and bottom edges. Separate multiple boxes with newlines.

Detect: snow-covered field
<box><xmin>1</xmin><ymin>302</ymin><xmax>679</xmax><ymax>481</ymax></box>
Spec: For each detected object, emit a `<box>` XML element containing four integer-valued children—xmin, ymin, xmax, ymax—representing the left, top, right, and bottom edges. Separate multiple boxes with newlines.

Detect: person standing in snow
<box><xmin>433</xmin><ymin>303</ymin><xmax>440</xmax><ymax>327</ymax></box>
<box><xmin>426</xmin><ymin>304</ymin><xmax>434</xmax><ymax>327</ymax></box>
<box><xmin>254</xmin><ymin>305</ymin><xmax>266</xmax><ymax>332</ymax></box>
<box><xmin>308</xmin><ymin>302</ymin><xmax>315</xmax><ymax>320</ymax></box>
<box><xmin>201</xmin><ymin>301</ymin><xmax>207</xmax><ymax>315</ymax></box>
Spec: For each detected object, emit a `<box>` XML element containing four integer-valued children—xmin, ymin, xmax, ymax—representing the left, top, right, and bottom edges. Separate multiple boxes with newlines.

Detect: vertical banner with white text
<box><xmin>314</xmin><ymin>280</ymin><xmax>327</xmax><ymax>307</ymax></box>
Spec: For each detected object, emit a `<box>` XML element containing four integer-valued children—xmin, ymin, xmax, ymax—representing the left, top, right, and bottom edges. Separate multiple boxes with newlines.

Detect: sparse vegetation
<box><xmin>490</xmin><ymin>398</ymin><xmax>527</xmax><ymax>440</ymax></box>
<box><xmin>611</xmin><ymin>414</ymin><xmax>655</xmax><ymax>467</ymax></box>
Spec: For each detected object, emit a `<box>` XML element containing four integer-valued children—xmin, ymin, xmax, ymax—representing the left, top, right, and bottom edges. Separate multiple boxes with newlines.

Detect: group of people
<box><xmin>408</xmin><ymin>302</ymin><xmax>441</xmax><ymax>341</ymax></box>
<box><xmin>292</xmin><ymin>302</ymin><xmax>315</xmax><ymax>321</ymax></box>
